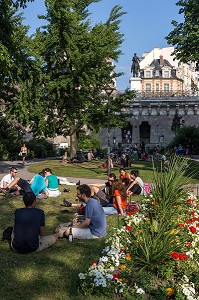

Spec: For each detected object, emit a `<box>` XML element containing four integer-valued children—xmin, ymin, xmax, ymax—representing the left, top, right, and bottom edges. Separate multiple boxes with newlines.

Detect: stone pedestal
<box><xmin>129</xmin><ymin>77</ymin><xmax>142</xmax><ymax>91</ymax></box>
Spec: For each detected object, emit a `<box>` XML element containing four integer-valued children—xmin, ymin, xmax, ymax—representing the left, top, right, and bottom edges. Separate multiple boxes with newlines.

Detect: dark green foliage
<box><xmin>169</xmin><ymin>125</ymin><xmax>199</xmax><ymax>153</ymax></box>
<box><xmin>0</xmin><ymin>117</ymin><xmax>23</xmax><ymax>160</ymax></box>
<box><xmin>166</xmin><ymin>0</ymin><xmax>199</xmax><ymax>65</ymax></box>
<box><xmin>26</xmin><ymin>138</ymin><xmax>55</xmax><ymax>158</ymax></box>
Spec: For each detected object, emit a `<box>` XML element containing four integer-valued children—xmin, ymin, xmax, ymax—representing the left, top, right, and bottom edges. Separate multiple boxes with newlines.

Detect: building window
<box><xmin>155</xmin><ymin>70</ymin><xmax>159</xmax><ymax>77</ymax></box>
<box><xmin>146</xmin><ymin>71</ymin><xmax>151</xmax><ymax>78</ymax></box>
<box><xmin>146</xmin><ymin>83</ymin><xmax>151</xmax><ymax>92</ymax></box>
<box><xmin>163</xmin><ymin>71</ymin><xmax>169</xmax><ymax>78</ymax></box>
<box><xmin>155</xmin><ymin>83</ymin><xmax>159</xmax><ymax>91</ymax></box>
<box><xmin>164</xmin><ymin>83</ymin><xmax>169</xmax><ymax>91</ymax></box>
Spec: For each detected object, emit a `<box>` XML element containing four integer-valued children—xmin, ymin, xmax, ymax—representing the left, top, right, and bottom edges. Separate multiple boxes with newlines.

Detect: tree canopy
<box><xmin>166</xmin><ymin>0</ymin><xmax>199</xmax><ymax>65</ymax></box>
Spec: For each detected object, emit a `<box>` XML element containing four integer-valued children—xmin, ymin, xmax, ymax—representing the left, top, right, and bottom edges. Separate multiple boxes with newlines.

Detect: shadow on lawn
<box><xmin>0</xmin><ymin>196</ymin><xmax>113</xmax><ymax>300</ymax></box>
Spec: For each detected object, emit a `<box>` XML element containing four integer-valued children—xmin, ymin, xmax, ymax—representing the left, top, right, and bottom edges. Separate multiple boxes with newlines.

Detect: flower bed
<box><xmin>78</xmin><ymin>193</ymin><xmax>199</xmax><ymax>299</ymax></box>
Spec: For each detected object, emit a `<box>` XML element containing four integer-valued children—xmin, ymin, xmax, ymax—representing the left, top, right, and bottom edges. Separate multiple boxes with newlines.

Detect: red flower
<box><xmin>113</xmin><ymin>274</ymin><xmax>119</xmax><ymax>279</ymax></box>
<box><xmin>192</xmin><ymin>217</ymin><xmax>199</xmax><ymax>222</ymax></box>
<box><xmin>185</xmin><ymin>219</ymin><xmax>191</xmax><ymax>224</ymax></box>
<box><xmin>126</xmin><ymin>226</ymin><xmax>132</xmax><ymax>231</ymax></box>
<box><xmin>178</xmin><ymin>223</ymin><xmax>184</xmax><ymax>227</ymax></box>
<box><xmin>171</xmin><ymin>252</ymin><xmax>179</xmax><ymax>259</ymax></box>
<box><xmin>179</xmin><ymin>253</ymin><xmax>188</xmax><ymax>261</ymax></box>
<box><xmin>128</xmin><ymin>211</ymin><xmax>133</xmax><ymax>216</ymax></box>
<box><xmin>90</xmin><ymin>262</ymin><xmax>97</xmax><ymax>266</ymax></box>
<box><xmin>196</xmin><ymin>223</ymin><xmax>199</xmax><ymax>227</ymax></box>
<box><xmin>185</xmin><ymin>242</ymin><xmax>192</xmax><ymax>247</ymax></box>
<box><xmin>120</xmin><ymin>249</ymin><xmax>124</xmax><ymax>253</ymax></box>
<box><xmin>189</xmin><ymin>226</ymin><xmax>197</xmax><ymax>233</ymax></box>
<box><xmin>191</xmin><ymin>211</ymin><xmax>195</xmax><ymax>217</ymax></box>
<box><xmin>187</xmin><ymin>198</ymin><xmax>194</xmax><ymax>203</ymax></box>
<box><xmin>195</xmin><ymin>204</ymin><xmax>198</xmax><ymax>208</ymax></box>
<box><xmin>133</xmin><ymin>208</ymin><xmax>139</xmax><ymax>213</ymax></box>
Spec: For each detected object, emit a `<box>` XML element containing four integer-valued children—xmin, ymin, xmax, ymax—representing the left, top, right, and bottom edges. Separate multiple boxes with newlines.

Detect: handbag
<box><xmin>18</xmin><ymin>152</ymin><xmax>22</xmax><ymax>156</ymax></box>
<box><xmin>126</xmin><ymin>201</ymin><xmax>138</xmax><ymax>212</ymax></box>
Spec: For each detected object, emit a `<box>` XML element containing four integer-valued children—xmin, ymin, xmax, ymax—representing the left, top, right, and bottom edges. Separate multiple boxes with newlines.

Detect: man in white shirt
<box><xmin>0</xmin><ymin>167</ymin><xmax>19</xmax><ymax>193</ymax></box>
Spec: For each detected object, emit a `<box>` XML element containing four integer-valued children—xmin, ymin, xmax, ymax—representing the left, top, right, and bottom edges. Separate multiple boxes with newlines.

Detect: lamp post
<box><xmin>104</xmin><ymin>85</ymin><xmax>115</xmax><ymax>176</ymax></box>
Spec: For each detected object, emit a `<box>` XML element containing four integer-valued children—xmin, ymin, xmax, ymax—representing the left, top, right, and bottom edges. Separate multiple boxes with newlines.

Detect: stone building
<box><xmin>99</xmin><ymin>47</ymin><xmax>199</xmax><ymax>151</ymax></box>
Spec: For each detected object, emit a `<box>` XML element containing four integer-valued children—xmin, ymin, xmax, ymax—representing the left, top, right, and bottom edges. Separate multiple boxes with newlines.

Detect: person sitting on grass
<box><xmin>44</xmin><ymin>168</ymin><xmax>61</xmax><ymax>197</ymax></box>
<box><xmin>119</xmin><ymin>167</ymin><xmax>131</xmax><ymax>186</ymax></box>
<box><xmin>126</xmin><ymin>169</ymin><xmax>144</xmax><ymax>196</ymax></box>
<box><xmin>57</xmin><ymin>184</ymin><xmax>107</xmax><ymax>240</ymax></box>
<box><xmin>11</xmin><ymin>191</ymin><xmax>58</xmax><ymax>254</ymax></box>
<box><xmin>0</xmin><ymin>167</ymin><xmax>21</xmax><ymax>195</ymax></box>
<box><xmin>103</xmin><ymin>179</ymin><xmax>127</xmax><ymax>216</ymax></box>
<box><xmin>1</xmin><ymin>170</ymin><xmax>48</xmax><ymax>197</ymax></box>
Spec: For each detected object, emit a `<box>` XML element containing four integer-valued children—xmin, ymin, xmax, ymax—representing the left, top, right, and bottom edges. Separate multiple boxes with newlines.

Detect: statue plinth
<box><xmin>129</xmin><ymin>77</ymin><xmax>142</xmax><ymax>91</ymax></box>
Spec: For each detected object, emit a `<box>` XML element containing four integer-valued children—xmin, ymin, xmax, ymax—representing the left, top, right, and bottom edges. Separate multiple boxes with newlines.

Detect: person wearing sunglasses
<box><xmin>1</xmin><ymin>170</ymin><xmax>48</xmax><ymax>197</ymax></box>
<box><xmin>0</xmin><ymin>167</ymin><xmax>20</xmax><ymax>194</ymax></box>
<box><xmin>101</xmin><ymin>173</ymin><xmax>117</xmax><ymax>205</ymax></box>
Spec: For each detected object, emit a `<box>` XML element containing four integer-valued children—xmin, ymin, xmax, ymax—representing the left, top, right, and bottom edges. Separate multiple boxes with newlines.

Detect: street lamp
<box><xmin>104</xmin><ymin>85</ymin><xmax>115</xmax><ymax>175</ymax></box>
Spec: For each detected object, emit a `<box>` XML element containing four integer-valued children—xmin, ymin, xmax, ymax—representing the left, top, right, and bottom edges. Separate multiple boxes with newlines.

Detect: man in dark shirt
<box><xmin>11</xmin><ymin>192</ymin><xmax>58</xmax><ymax>254</ymax></box>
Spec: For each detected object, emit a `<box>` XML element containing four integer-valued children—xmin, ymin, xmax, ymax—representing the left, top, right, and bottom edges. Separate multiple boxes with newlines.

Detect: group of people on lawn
<box><xmin>0</xmin><ymin>166</ymin><xmax>144</xmax><ymax>254</ymax></box>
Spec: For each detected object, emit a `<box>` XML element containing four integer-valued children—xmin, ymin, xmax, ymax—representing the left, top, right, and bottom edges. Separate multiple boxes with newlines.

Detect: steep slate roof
<box><xmin>148</xmin><ymin>59</ymin><xmax>178</xmax><ymax>78</ymax></box>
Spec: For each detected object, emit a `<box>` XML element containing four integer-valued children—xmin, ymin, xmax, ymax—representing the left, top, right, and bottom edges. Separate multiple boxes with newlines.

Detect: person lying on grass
<box><xmin>1</xmin><ymin>170</ymin><xmax>49</xmax><ymax>197</ymax></box>
<box><xmin>56</xmin><ymin>184</ymin><xmax>107</xmax><ymax>240</ymax></box>
<box><xmin>11</xmin><ymin>191</ymin><xmax>58</xmax><ymax>254</ymax></box>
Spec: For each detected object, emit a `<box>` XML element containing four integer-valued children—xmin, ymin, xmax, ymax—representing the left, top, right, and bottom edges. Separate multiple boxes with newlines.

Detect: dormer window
<box><xmin>163</xmin><ymin>70</ymin><xmax>170</xmax><ymax>78</ymax></box>
<box><xmin>145</xmin><ymin>70</ymin><xmax>151</xmax><ymax>78</ymax></box>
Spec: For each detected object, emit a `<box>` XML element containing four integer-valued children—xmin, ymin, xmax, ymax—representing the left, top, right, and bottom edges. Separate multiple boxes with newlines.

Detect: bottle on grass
<box><xmin>68</xmin><ymin>227</ymin><xmax>73</xmax><ymax>242</ymax></box>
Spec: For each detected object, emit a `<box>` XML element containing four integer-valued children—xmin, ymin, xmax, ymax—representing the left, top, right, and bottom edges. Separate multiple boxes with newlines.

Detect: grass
<box><xmin>0</xmin><ymin>181</ymin><xmax>121</xmax><ymax>300</ymax></box>
<box><xmin>0</xmin><ymin>158</ymin><xmax>199</xmax><ymax>300</ymax></box>
<box><xmin>28</xmin><ymin>158</ymin><xmax>199</xmax><ymax>184</ymax></box>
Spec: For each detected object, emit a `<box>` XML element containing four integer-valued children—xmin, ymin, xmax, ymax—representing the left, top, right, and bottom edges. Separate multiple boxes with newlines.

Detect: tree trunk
<box><xmin>70</xmin><ymin>131</ymin><xmax>77</xmax><ymax>158</ymax></box>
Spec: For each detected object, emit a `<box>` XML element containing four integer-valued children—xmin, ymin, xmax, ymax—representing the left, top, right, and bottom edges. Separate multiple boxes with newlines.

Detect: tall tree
<box><xmin>166</xmin><ymin>0</ymin><xmax>199</xmax><ymax>66</ymax></box>
<box><xmin>0</xmin><ymin>1</ymin><xmax>33</xmax><ymax>112</ymax></box>
<box><xmin>14</xmin><ymin>0</ymin><xmax>134</xmax><ymax>157</ymax></box>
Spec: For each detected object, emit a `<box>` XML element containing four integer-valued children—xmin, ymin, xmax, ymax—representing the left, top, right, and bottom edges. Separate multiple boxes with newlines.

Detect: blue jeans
<box><xmin>103</xmin><ymin>206</ymin><xmax>118</xmax><ymax>215</ymax></box>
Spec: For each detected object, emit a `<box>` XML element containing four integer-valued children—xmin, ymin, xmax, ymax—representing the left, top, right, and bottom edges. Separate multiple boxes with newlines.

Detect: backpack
<box><xmin>144</xmin><ymin>183</ymin><xmax>151</xmax><ymax>194</ymax></box>
<box><xmin>2</xmin><ymin>226</ymin><xmax>13</xmax><ymax>242</ymax></box>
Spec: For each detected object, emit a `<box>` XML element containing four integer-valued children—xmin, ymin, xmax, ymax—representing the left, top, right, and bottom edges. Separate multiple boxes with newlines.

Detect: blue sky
<box><xmin>20</xmin><ymin>0</ymin><xmax>183</xmax><ymax>90</ymax></box>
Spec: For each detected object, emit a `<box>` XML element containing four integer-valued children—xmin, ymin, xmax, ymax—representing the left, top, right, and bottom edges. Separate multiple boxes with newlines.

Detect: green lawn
<box><xmin>28</xmin><ymin>158</ymin><xmax>199</xmax><ymax>184</ymax></box>
<box><xmin>0</xmin><ymin>158</ymin><xmax>199</xmax><ymax>300</ymax></box>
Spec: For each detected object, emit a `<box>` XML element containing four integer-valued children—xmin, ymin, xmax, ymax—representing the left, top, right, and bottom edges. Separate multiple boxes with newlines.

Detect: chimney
<box><xmin>160</xmin><ymin>55</ymin><xmax>163</xmax><ymax>66</ymax></box>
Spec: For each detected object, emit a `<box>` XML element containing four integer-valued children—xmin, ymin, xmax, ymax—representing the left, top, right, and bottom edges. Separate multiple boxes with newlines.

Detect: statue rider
<box><xmin>131</xmin><ymin>53</ymin><xmax>140</xmax><ymax>78</ymax></box>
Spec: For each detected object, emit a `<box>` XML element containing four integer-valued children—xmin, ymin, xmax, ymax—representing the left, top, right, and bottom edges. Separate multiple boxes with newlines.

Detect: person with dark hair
<box><xmin>57</xmin><ymin>184</ymin><xmax>106</xmax><ymax>240</ymax></box>
<box><xmin>0</xmin><ymin>167</ymin><xmax>20</xmax><ymax>194</ymax></box>
<box><xmin>126</xmin><ymin>169</ymin><xmax>144</xmax><ymax>196</ymax></box>
<box><xmin>119</xmin><ymin>167</ymin><xmax>131</xmax><ymax>186</ymax></box>
<box><xmin>1</xmin><ymin>171</ymin><xmax>48</xmax><ymax>197</ymax></box>
<box><xmin>103</xmin><ymin>179</ymin><xmax>127</xmax><ymax>215</ymax></box>
<box><xmin>44</xmin><ymin>168</ymin><xmax>60</xmax><ymax>197</ymax></box>
<box><xmin>11</xmin><ymin>192</ymin><xmax>58</xmax><ymax>254</ymax></box>
<box><xmin>101</xmin><ymin>173</ymin><xmax>117</xmax><ymax>204</ymax></box>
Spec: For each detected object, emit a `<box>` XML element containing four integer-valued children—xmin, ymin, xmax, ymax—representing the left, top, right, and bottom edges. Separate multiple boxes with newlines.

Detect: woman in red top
<box><xmin>112</xmin><ymin>179</ymin><xmax>127</xmax><ymax>215</ymax></box>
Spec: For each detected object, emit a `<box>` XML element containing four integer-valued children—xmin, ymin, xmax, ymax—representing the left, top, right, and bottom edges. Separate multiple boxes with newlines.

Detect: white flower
<box><xmin>78</xmin><ymin>273</ymin><xmax>86</xmax><ymax>280</ymax></box>
<box><xmin>136</xmin><ymin>288</ymin><xmax>145</xmax><ymax>294</ymax></box>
